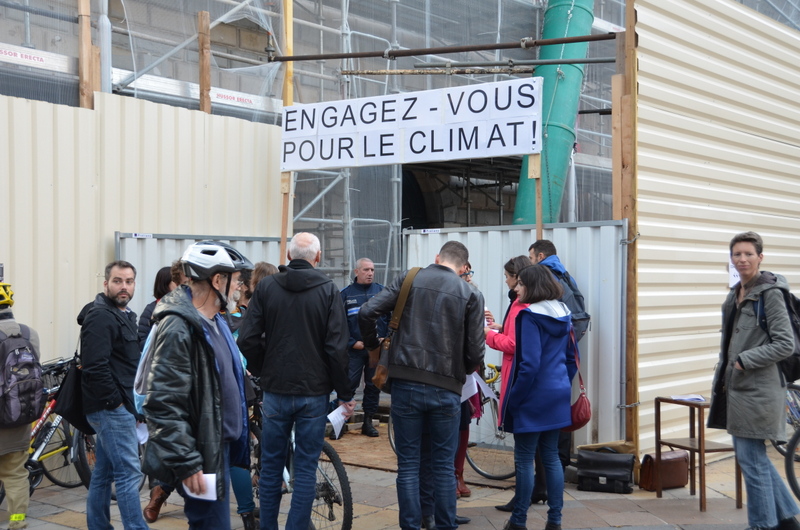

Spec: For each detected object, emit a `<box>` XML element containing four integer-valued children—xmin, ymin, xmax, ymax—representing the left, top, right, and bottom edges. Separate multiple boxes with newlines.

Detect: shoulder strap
<box><xmin>388</xmin><ymin>267</ymin><xmax>421</xmax><ymax>330</ymax></box>
<box><xmin>18</xmin><ymin>324</ymin><xmax>30</xmax><ymax>341</ymax></box>
<box><xmin>0</xmin><ymin>329</ymin><xmax>6</xmax><ymax>341</ymax></box>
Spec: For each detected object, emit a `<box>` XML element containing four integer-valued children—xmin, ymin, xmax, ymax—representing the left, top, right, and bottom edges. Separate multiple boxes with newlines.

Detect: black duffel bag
<box><xmin>576</xmin><ymin>447</ymin><xmax>635</xmax><ymax>494</ymax></box>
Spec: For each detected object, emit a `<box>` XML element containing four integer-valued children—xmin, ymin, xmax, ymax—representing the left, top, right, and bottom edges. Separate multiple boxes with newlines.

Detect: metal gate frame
<box><xmin>402</xmin><ymin>220</ymin><xmax>628</xmax><ymax>445</ymax></box>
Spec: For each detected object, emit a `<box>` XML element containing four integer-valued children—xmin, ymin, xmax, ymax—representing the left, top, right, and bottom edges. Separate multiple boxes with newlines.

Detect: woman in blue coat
<box><xmin>501</xmin><ymin>265</ymin><xmax>578</xmax><ymax>530</ymax></box>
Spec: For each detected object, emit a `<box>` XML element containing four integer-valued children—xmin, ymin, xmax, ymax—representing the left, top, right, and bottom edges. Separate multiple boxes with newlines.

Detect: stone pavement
<box><xmin>2</xmin><ymin>419</ymin><xmax>773</xmax><ymax>530</ymax></box>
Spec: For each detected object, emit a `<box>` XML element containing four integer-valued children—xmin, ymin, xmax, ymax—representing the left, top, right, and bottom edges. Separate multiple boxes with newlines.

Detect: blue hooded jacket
<box><xmin>502</xmin><ymin>302</ymin><xmax>578</xmax><ymax>433</ymax></box>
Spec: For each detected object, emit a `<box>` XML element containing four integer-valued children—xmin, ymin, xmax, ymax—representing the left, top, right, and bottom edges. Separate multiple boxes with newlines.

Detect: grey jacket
<box><xmin>707</xmin><ymin>271</ymin><xmax>795</xmax><ymax>440</ymax></box>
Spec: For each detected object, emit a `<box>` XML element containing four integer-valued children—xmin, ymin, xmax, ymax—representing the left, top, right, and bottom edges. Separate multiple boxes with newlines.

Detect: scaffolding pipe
<box><xmin>99</xmin><ymin>0</ymin><xmax>112</xmax><ymax>93</ymax></box>
<box><xmin>340</xmin><ymin>67</ymin><xmax>536</xmax><ymax>75</ymax></box>
<box><xmin>270</xmin><ymin>33</ymin><xmax>614</xmax><ymax>62</ymax></box>
<box><xmin>417</xmin><ymin>56</ymin><xmax>615</xmax><ymax>68</ymax></box>
<box><xmin>0</xmin><ymin>0</ymin><xmax>77</xmax><ymax>23</ymax></box>
<box><xmin>114</xmin><ymin>0</ymin><xmax>254</xmax><ymax>92</ymax></box>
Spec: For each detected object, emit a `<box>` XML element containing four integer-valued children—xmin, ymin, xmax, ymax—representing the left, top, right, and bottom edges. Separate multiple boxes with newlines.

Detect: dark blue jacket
<box><xmin>341</xmin><ymin>281</ymin><xmax>389</xmax><ymax>352</ymax></box>
<box><xmin>502</xmin><ymin>304</ymin><xmax>578</xmax><ymax>433</ymax></box>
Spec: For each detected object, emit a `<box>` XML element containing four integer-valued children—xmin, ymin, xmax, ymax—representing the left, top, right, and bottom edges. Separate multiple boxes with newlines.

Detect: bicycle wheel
<box><xmin>308</xmin><ymin>441</ymin><xmax>353</xmax><ymax>530</ymax></box>
<box><xmin>387</xmin><ymin>414</ymin><xmax>397</xmax><ymax>455</ymax></box>
<box><xmin>466</xmin><ymin>399</ymin><xmax>515</xmax><ymax>480</ymax></box>
<box><xmin>773</xmin><ymin>384</ymin><xmax>800</xmax><ymax>456</ymax></box>
<box><xmin>77</xmin><ymin>433</ymin><xmax>146</xmax><ymax>500</ymax></box>
<box><xmin>40</xmin><ymin>418</ymin><xmax>83</xmax><ymax>488</ymax></box>
<box><xmin>784</xmin><ymin>426</ymin><xmax>800</xmax><ymax>501</ymax></box>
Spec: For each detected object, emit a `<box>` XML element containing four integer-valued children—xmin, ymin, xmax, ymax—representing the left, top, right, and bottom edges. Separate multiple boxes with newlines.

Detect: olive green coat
<box><xmin>708</xmin><ymin>271</ymin><xmax>795</xmax><ymax>440</ymax></box>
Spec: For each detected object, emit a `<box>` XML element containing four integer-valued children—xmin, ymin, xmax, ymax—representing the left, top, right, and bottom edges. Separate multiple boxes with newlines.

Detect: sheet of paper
<box><xmin>461</xmin><ymin>373</ymin><xmax>478</xmax><ymax>403</ymax></box>
<box><xmin>670</xmin><ymin>394</ymin><xmax>706</xmax><ymax>402</ymax></box>
<box><xmin>474</xmin><ymin>372</ymin><xmax>498</xmax><ymax>403</ymax></box>
<box><xmin>136</xmin><ymin>422</ymin><xmax>149</xmax><ymax>444</ymax></box>
<box><xmin>183</xmin><ymin>473</ymin><xmax>217</xmax><ymax>501</ymax></box>
<box><xmin>327</xmin><ymin>404</ymin><xmax>348</xmax><ymax>438</ymax></box>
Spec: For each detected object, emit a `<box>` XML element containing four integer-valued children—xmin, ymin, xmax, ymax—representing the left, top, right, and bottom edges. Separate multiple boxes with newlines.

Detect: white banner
<box><xmin>281</xmin><ymin>77</ymin><xmax>543</xmax><ymax>171</ymax></box>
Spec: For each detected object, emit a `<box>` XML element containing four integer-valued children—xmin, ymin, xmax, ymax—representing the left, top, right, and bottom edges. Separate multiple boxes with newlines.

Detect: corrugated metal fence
<box><xmin>403</xmin><ymin>220</ymin><xmax>628</xmax><ymax>446</ymax></box>
<box><xmin>116</xmin><ymin>232</ymin><xmax>282</xmax><ymax>320</ymax></box>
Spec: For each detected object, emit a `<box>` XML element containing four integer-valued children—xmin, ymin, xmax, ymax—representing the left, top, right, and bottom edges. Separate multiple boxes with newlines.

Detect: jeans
<box><xmin>511</xmin><ymin>429</ymin><xmax>563</xmax><ymax>527</ymax></box>
<box><xmin>177</xmin><ymin>444</ymin><xmax>231</xmax><ymax>530</ymax></box>
<box><xmin>348</xmin><ymin>350</ymin><xmax>380</xmax><ymax>415</ymax></box>
<box><xmin>391</xmin><ymin>379</ymin><xmax>460</xmax><ymax>530</ymax></box>
<box><xmin>230</xmin><ymin>465</ymin><xmax>256</xmax><ymax>514</ymax></box>
<box><xmin>259</xmin><ymin>391</ymin><xmax>328</xmax><ymax>530</ymax></box>
<box><xmin>86</xmin><ymin>408</ymin><xmax>149</xmax><ymax>530</ymax></box>
<box><xmin>733</xmin><ymin>436</ymin><xmax>799</xmax><ymax>528</ymax></box>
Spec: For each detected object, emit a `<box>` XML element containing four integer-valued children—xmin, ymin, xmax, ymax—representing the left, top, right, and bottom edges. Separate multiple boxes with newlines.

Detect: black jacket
<box><xmin>137</xmin><ymin>299</ymin><xmax>157</xmax><ymax>350</ymax></box>
<box><xmin>142</xmin><ymin>286</ymin><xmax>249</xmax><ymax>496</ymax></box>
<box><xmin>237</xmin><ymin>259</ymin><xmax>352</xmax><ymax>400</ymax></box>
<box><xmin>79</xmin><ymin>293</ymin><xmax>141</xmax><ymax>417</ymax></box>
<box><xmin>358</xmin><ymin>264</ymin><xmax>486</xmax><ymax>395</ymax></box>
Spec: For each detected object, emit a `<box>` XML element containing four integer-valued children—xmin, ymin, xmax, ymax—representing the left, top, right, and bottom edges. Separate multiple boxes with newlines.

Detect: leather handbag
<box><xmin>562</xmin><ymin>329</ymin><xmax>591</xmax><ymax>432</ymax></box>
<box><xmin>577</xmin><ymin>447</ymin><xmax>635</xmax><ymax>494</ymax></box>
<box><xmin>371</xmin><ymin>267</ymin><xmax>421</xmax><ymax>392</ymax></box>
<box><xmin>52</xmin><ymin>355</ymin><xmax>96</xmax><ymax>435</ymax></box>
<box><xmin>639</xmin><ymin>450</ymin><xmax>689</xmax><ymax>491</ymax></box>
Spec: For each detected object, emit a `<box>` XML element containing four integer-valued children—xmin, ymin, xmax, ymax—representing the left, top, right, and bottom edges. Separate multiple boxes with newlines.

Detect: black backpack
<box><xmin>0</xmin><ymin>325</ymin><xmax>45</xmax><ymax>427</ymax></box>
<box><xmin>754</xmin><ymin>288</ymin><xmax>800</xmax><ymax>383</ymax></box>
<box><xmin>553</xmin><ymin>270</ymin><xmax>591</xmax><ymax>342</ymax></box>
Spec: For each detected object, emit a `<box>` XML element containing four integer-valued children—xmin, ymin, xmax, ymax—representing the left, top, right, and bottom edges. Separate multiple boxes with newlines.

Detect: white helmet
<box><xmin>181</xmin><ymin>241</ymin><xmax>239</xmax><ymax>281</ymax></box>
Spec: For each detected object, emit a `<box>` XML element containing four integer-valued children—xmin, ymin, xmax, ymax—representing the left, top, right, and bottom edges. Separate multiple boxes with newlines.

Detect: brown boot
<box><xmin>456</xmin><ymin>469</ymin><xmax>471</xmax><ymax>498</ymax></box>
<box><xmin>143</xmin><ymin>485</ymin><xmax>170</xmax><ymax>523</ymax></box>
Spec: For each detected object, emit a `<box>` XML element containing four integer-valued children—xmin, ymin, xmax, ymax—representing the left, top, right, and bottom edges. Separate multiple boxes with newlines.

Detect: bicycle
<box><xmin>386</xmin><ymin>363</ymin><xmax>516</xmax><ymax>480</ymax></box>
<box><xmin>0</xmin><ymin>358</ymin><xmax>89</xmax><ymax>504</ymax></box>
<box><xmin>772</xmin><ymin>383</ymin><xmax>800</xmax><ymax>456</ymax></box>
<box><xmin>249</xmin><ymin>376</ymin><xmax>353</xmax><ymax>530</ymax></box>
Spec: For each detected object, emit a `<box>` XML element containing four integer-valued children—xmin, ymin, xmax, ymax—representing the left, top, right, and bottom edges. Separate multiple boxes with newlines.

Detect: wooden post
<box><xmin>622</xmin><ymin>3</ymin><xmax>640</xmax><ymax>453</ymax></box>
<box><xmin>527</xmin><ymin>154</ymin><xmax>543</xmax><ymax>240</ymax></box>
<box><xmin>92</xmin><ymin>45</ymin><xmax>101</xmax><ymax>97</ymax></box>
<box><xmin>279</xmin><ymin>0</ymin><xmax>295</xmax><ymax>265</ymax></box>
<box><xmin>198</xmin><ymin>11</ymin><xmax>211</xmax><ymax>114</ymax></box>
<box><xmin>78</xmin><ymin>0</ymin><xmax>93</xmax><ymax>109</ymax></box>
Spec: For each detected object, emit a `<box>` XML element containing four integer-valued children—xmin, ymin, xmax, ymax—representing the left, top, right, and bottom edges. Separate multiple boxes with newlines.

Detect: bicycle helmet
<box><xmin>0</xmin><ymin>282</ymin><xmax>13</xmax><ymax>307</ymax></box>
<box><xmin>181</xmin><ymin>241</ymin><xmax>239</xmax><ymax>281</ymax></box>
<box><xmin>196</xmin><ymin>240</ymin><xmax>253</xmax><ymax>271</ymax></box>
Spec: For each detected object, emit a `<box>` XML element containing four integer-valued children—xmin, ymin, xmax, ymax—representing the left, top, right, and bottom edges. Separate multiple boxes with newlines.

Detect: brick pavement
<box><xmin>2</xmin><ymin>422</ymin><xmax>768</xmax><ymax>530</ymax></box>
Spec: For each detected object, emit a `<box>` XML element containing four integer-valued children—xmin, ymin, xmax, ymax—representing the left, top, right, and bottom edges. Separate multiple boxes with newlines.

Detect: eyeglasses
<box><xmin>459</xmin><ymin>270</ymin><xmax>474</xmax><ymax>278</ymax></box>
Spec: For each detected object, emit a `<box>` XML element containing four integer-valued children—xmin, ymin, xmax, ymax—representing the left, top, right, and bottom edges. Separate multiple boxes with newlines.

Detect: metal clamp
<box><xmin>621</xmin><ymin>232</ymin><xmax>640</xmax><ymax>245</ymax></box>
<box><xmin>617</xmin><ymin>402</ymin><xmax>640</xmax><ymax>409</ymax></box>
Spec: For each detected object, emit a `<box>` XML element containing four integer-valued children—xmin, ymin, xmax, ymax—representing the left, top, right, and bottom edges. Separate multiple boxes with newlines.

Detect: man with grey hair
<box><xmin>359</xmin><ymin>240</ymin><xmax>485</xmax><ymax>530</ymax></box>
<box><xmin>238</xmin><ymin>232</ymin><xmax>355</xmax><ymax>530</ymax></box>
<box><xmin>338</xmin><ymin>257</ymin><xmax>389</xmax><ymax>438</ymax></box>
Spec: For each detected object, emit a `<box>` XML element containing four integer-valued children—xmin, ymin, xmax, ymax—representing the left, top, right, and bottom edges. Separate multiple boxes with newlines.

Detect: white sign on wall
<box><xmin>281</xmin><ymin>77</ymin><xmax>543</xmax><ymax>171</ymax></box>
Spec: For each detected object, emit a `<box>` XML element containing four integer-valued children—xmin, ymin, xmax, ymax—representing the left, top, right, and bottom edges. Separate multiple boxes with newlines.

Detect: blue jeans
<box><xmin>86</xmin><ymin>408</ymin><xmax>149</xmax><ymax>530</ymax></box>
<box><xmin>391</xmin><ymin>379</ymin><xmax>460</xmax><ymax>530</ymax></box>
<box><xmin>230</xmin><ymin>465</ymin><xmax>255</xmax><ymax>514</ymax></box>
<box><xmin>348</xmin><ymin>350</ymin><xmax>380</xmax><ymax>415</ymax></box>
<box><xmin>733</xmin><ymin>436</ymin><xmax>799</xmax><ymax>528</ymax></box>
<box><xmin>259</xmin><ymin>392</ymin><xmax>328</xmax><ymax>530</ymax></box>
<box><xmin>177</xmin><ymin>444</ymin><xmax>231</xmax><ymax>530</ymax></box>
<box><xmin>512</xmin><ymin>429</ymin><xmax>563</xmax><ymax>527</ymax></box>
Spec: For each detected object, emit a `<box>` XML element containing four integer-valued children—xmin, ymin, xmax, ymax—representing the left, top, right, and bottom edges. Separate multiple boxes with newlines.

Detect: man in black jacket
<box><xmin>238</xmin><ymin>232</ymin><xmax>355</xmax><ymax>530</ymax></box>
<box><xmin>79</xmin><ymin>260</ymin><xmax>149</xmax><ymax>530</ymax></box>
<box><xmin>359</xmin><ymin>241</ymin><xmax>485</xmax><ymax>530</ymax></box>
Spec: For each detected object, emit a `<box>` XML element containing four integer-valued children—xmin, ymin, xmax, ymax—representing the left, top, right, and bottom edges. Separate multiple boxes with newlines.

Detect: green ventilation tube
<box><xmin>513</xmin><ymin>0</ymin><xmax>594</xmax><ymax>224</ymax></box>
